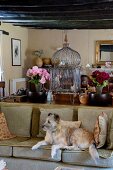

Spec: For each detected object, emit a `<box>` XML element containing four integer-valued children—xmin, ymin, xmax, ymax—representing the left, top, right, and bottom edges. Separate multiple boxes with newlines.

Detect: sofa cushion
<box><xmin>94</xmin><ymin>112</ymin><xmax>108</xmax><ymax>148</ymax></box>
<box><xmin>1</xmin><ymin>106</ymin><xmax>33</xmax><ymax>137</ymax></box>
<box><xmin>62</xmin><ymin>149</ymin><xmax>113</xmax><ymax>168</ymax></box>
<box><xmin>0</xmin><ymin>136</ymin><xmax>30</xmax><ymax>146</ymax></box>
<box><xmin>13</xmin><ymin>138</ymin><xmax>61</xmax><ymax>161</ymax></box>
<box><xmin>0</xmin><ymin>146</ymin><xmax>12</xmax><ymax>157</ymax></box>
<box><xmin>38</xmin><ymin>108</ymin><xmax>74</xmax><ymax>137</ymax></box>
<box><xmin>0</xmin><ymin>112</ymin><xmax>16</xmax><ymax>140</ymax></box>
<box><xmin>0</xmin><ymin>136</ymin><xmax>29</xmax><ymax>157</ymax></box>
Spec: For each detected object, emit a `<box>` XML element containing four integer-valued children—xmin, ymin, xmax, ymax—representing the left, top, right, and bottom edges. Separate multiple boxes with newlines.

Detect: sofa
<box><xmin>0</xmin><ymin>102</ymin><xmax>113</xmax><ymax>170</ymax></box>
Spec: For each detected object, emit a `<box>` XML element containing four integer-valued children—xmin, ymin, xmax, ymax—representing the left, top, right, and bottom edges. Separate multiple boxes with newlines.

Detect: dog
<box><xmin>32</xmin><ymin>113</ymin><xmax>99</xmax><ymax>161</ymax></box>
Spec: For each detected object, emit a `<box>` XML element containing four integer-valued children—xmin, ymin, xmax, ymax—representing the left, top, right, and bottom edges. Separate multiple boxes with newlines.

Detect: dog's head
<box><xmin>42</xmin><ymin>113</ymin><xmax>60</xmax><ymax>132</ymax></box>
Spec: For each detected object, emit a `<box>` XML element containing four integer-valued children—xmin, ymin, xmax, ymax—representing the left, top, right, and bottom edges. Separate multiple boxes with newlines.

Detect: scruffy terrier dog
<box><xmin>32</xmin><ymin>113</ymin><xmax>99</xmax><ymax>161</ymax></box>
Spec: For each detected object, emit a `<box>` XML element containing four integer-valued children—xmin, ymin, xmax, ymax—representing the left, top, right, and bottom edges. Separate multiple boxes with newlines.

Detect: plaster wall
<box><xmin>0</xmin><ymin>23</ymin><xmax>28</xmax><ymax>95</ymax></box>
<box><xmin>0</xmin><ymin>24</ymin><xmax>113</xmax><ymax>96</ymax></box>
<box><xmin>28</xmin><ymin>29</ymin><xmax>113</xmax><ymax>68</ymax></box>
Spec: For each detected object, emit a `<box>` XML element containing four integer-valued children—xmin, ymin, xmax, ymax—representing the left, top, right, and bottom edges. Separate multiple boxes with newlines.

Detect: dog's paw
<box><xmin>51</xmin><ymin>150</ymin><xmax>57</xmax><ymax>159</ymax></box>
<box><xmin>32</xmin><ymin>145</ymin><xmax>37</xmax><ymax>150</ymax></box>
<box><xmin>32</xmin><ymin>144</ymin><xmax>40</xmax><ymax>150</ymax></box>
<box><xmin>51</xmin><ymin>145</ymin><xmax>58</xmax><ymax>159</ymax></box>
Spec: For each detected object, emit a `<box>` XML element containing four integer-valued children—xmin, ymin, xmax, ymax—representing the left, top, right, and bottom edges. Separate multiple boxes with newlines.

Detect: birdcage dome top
<box><xmin>51</xmin><ymin>35</ymin><xmax>81</xmax><ymax>67</ymax></box>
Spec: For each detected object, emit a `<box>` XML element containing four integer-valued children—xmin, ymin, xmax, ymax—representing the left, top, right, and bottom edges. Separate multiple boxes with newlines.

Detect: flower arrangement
<box><xmin>88</xmin><ymin>70</ymin><xmax>110</xmax><ymax>88</ymax></box>
<box><xmin>26</xmin><ymin>66</ymin><xmax>50</xmax><ymax>86</ymax></box>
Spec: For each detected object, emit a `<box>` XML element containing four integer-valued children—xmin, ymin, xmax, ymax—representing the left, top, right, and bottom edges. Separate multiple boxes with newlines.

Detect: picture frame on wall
<box><xmin>11</xmin><ymin>38</ymin><xmax>21</xmax><ymax>66</ymax></box>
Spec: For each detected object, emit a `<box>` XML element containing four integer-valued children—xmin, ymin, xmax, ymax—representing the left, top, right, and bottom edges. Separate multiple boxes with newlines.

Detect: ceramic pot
<box><xmin>88</xmin><ymin>92</ymin><xmax>112</xmax><ymax>106</ymax></box>
<box><xmin>43</xmin><ymin>58</ymin><xmax>51</xmax><ymax>65</ymax></box>
<box><xmin>79</xmin><ymin>93</ymin><xmax>88</xmax><ymax>105</ymax></box>
<box><xmin>35</xmin><ymin>57</ymin><xmax>43</xmax><ymax>67</ymax></box>
<box><xmin>81</xmin><ymin>75</ymin><xmax>89</xmax><ymax>89</ymax></box>
<box><xmin>27</xmin><ymin>90</ymin><xmax>47</xmax><ymax>103</ymax></box>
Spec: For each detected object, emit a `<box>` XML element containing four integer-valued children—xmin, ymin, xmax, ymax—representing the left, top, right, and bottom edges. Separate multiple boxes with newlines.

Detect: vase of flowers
<box><xmin>88</xmin><ymin>70</ymin><xmax>112</xmax><ymax>106</ymax></box>
<box><xmin>88</xmin><ymin>70</ymin><xmax>110</xmax><ymax>94</ymax></box>
<box><xmin>26</xmin><ymin>66</ymin><xmax>50</xmax><ymax>103</ymax></box>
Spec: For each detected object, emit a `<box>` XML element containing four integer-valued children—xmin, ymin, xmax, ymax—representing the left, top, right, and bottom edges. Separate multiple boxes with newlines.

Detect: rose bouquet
<box><xmin>26</xmin><ymin>66</ymin><xmax>50</xmax><ymax>86</ymax></box>
<box><xmin>88</xmin><ymin>70</ymin><xmax>110</xmax><ymax>88</ymax></box>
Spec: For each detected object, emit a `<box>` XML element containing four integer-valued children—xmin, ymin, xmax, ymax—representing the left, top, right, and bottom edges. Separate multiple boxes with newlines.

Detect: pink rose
<box><xmin>39</xmin><ymin>76</ymin><xmax>46</xmax><ymax>84</ymax></box>
<box><xmin>26</xmin><ymin>69</ymin><xmax>33</xmax><ymax>77</ymax></box>
<box><xmin>26</xmin><ymin>66</ymin><xmax>50</xmax><ymax>85</ymax></box>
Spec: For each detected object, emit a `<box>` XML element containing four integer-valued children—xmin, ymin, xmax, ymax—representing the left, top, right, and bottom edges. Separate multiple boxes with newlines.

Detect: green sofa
<box><xmin>0</xmin><ymin>102</ymin><xmax>113</xmax><ymax>170</ymax></box>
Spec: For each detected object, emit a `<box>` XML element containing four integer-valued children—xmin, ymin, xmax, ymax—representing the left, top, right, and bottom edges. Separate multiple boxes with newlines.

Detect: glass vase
<box><xmin>96</xmin><ymin>86</ymin><xmax>103</xmax><ymax>94</ymax></box>
<box><xmin>35</xmin><ymin>84</ymin><xmax>42</xmax><ymax>92</ymax></box>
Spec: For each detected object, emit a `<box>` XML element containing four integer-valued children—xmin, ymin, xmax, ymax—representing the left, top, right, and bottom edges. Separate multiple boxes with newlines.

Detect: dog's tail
<box><xmin>89</xmin><ymin>143</ymin><xmax>99</xmax><ymax>162</ymax></box>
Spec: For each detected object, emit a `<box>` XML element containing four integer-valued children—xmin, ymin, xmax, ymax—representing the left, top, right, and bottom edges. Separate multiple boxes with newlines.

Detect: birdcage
<box><xmin>50</xmin><ymin>34</ymin><xmax>81</xmax><ymax>96</ymax></box>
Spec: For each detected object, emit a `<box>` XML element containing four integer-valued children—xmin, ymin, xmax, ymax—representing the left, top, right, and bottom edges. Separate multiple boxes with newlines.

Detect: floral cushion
<box><xmin>0</xmin><ymin>112</ymin><xmax>16</xmax><ymax>140</ymax></box>
<box><xmin>94</xmin><ymin>112</ymin><xmax>108</xmax><ymax>148</ymax></box>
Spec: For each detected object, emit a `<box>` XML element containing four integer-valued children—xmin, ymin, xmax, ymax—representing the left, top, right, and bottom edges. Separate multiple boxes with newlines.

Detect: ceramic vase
<box><xmin>27</xmin><ymin>90</ymin><xmax>47</xmax><ymax>103</ymax></box>
<box><xmin>88</xmin><ymin>92</ymin><xmax>112</xmax><ymax>106</ymax></box>
<box><xmin>79</xmin><ymin>93</ymin><xmax>88</xmax><ymax>105</ymax></box>
<box><xmin>35</xmin><ymin>57</ymin><xmax>43</xmax><ymax>67</ymax></box>
<box><xmin>43</xmin><ymin>58</ymin><xmax>51</xmax><ymax>65</ymax></box>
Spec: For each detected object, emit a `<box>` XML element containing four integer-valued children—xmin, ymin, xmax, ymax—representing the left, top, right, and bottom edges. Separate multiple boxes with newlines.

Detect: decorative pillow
<box><xmin>38</xmin><ymin>108</ymin><xmax>75</xmax><ymax>137</ymax></box>
<box><xmin>106</xmin><ymin>113</ymin><xmax>113</xmax><ymax>149</ymax></box>
<box><xmin>0</xmin><ymin>112</ymin><xmax>16</xmax><ymax>140</ymax></box>
<box><xmin>94</xmin><ymin>112</ymin><xmax>108</xmax><ymax>148</ymax></box>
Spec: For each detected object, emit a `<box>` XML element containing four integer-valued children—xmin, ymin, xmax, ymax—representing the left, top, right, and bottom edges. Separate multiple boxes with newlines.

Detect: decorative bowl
<box><xmin>88</xmin><ymin>92</ymin><xmax>112</xmax><ymax>106</ymax></box>
<box><xmin>27</xmin><ymin>90</ymin><xmax>47</xmax><ymax>103</ymax></box>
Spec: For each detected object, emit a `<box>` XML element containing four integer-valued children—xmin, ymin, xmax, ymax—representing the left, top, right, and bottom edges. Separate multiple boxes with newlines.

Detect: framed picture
<box><xmin>11</xmin><ymin>38</ymin><xmax>21</xmax><ymax>66</ymax></box>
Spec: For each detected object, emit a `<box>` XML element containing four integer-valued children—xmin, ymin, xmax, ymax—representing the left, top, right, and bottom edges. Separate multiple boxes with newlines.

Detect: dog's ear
<box><xmin>54</xmin><ymin>114</ymin><xmax>60</xmax><ymax>122</ymax></box>
<box><xmin>48</xmin><ymin>113</ymin><xmax>53</xmax><ymax>116</ymax></box>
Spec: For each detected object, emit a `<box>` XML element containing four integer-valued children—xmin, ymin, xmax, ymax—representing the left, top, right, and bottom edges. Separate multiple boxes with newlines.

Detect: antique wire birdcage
<box><xmin>50</xmin><ymin>34</ymin><xmax>81</xmax><ymax>94</ymax></box>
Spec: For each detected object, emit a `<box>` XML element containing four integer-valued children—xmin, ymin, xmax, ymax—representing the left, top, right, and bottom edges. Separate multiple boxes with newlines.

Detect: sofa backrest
<box><xmin>78</xmin><ymin>107</ymin><xmax>113</xmax><ymax>133</ymax></box>
<box><xmin>1</xmin><ymin>105</ymin><xmax>40</xmax><ymax>137</ymax></box>
<box><xmin>0</xmin><ymin>103</ymin><xmax>78</xmax><ymax>138</ymax></box>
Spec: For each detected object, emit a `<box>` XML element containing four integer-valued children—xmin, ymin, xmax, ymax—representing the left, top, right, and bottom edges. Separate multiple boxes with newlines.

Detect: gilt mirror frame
<box><xmin>95</xmin><ymin>40</ymin><xmax>113</xmax><ymax>65</ymax></box>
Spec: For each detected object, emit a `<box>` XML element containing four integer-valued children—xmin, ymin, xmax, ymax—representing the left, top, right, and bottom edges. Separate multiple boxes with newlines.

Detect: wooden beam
<box><xmin>4</xmin><ymin>19</ymin><xmax>113</xmax><ymax>29</ymax></box>
<box><xmin>0</xmin><ymin>1</ymin><xmax>113</xmax><ymax>12</ymax></box>
<box><xmin>0</xmin><ymin>0</ymin><xmax>113</xmax><ymax>29</ymax></box>
<box><xmin>0</xmin><ymin>0</ymin><xmax>112</xmax><ymax>6</ymax></box>
<box><xmin>1</xmin><ymin>10</ymin><xmax>113</xmax><ymax>21</ymax></box>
